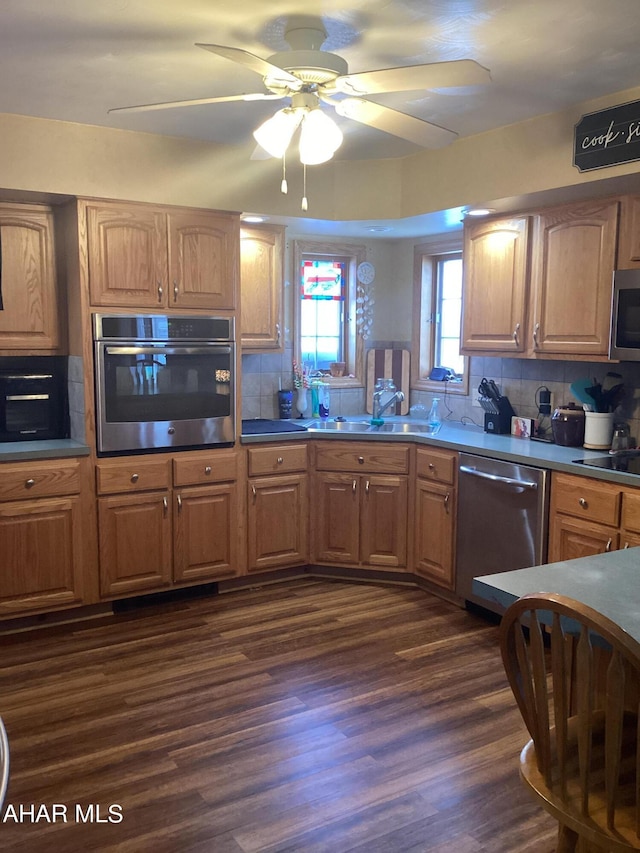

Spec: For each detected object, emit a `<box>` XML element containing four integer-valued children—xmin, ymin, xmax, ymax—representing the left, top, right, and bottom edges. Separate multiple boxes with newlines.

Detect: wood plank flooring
<box><xmin>0</xmin><ymin>578</ymin><xmax>557</xmax><ymax>852</ymax></box>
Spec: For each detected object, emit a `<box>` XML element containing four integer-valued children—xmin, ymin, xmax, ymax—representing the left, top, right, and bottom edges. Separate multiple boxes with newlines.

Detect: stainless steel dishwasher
<box><xmin>455</xmin><ymin>452</ymin><xmax>549</xmax><ymax>614</ymax></box>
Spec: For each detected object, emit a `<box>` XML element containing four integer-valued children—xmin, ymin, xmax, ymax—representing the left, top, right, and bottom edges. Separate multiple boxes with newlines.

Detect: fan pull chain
<box><xmin>280</xmin><ymin>154</ymin><xmax>288</xmax><ymax>195</ymax></box>
<box><xmin>301</xmin><ymin>164</ymin><xmax>308</xmax><ymax>211</ymax></box>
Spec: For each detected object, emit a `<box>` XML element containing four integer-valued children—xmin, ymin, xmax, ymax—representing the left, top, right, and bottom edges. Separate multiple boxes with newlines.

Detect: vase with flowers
<box><xmin>292</xmin><ymin>361</ymin><xmax>310</xmax><ymax>418</ymax></box>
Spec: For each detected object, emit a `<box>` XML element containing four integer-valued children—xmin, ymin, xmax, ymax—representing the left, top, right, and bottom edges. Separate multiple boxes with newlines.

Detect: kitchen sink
<box><xmin>376</xmin><ymin>422</ymin><xmax>441</xmax><ymax>434</ymax></box>
<box><xmin>305</xmin><ymin>419</ymin><xmax>441</xmax><ymax>435</ymax></box>
<box><xmin>305</xmin><ymin>420</ymin><xmax>373</xmax><ymax>432</ymax></box>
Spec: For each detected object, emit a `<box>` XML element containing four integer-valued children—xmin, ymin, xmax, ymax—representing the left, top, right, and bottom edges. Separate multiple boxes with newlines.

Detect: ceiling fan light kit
<box><xmin>110</xmin><ymin>13</ymin><xmax>491</xmax><ymax>209</ymax></box>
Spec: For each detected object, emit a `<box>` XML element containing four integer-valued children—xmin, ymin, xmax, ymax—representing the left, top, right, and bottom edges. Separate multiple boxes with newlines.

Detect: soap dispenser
<box><xmin>427</xmin><ymin>398</ymin><xmax>441</xmax><ymax>430</ymax></box>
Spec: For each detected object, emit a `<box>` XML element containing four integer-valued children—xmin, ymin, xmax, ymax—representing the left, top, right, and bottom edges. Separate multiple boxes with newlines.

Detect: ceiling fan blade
<box><xmin>334</xmin><ymin>59</ymin><xmax>491</xmax><ymax>97</ymax></box>
<box><xmin>197</xmin><ymin>44</ymin><xmax>301</xmax><ymax>89</ymax></box>
<box><xmin>109</xmin><ymin>92</ymin><xmax>285</xmax><ymax>115</ymax></box>
<box><xmin>334</xmin><ymin>98</ymin><xmax>457</xmax><ymax>149</ymax></box>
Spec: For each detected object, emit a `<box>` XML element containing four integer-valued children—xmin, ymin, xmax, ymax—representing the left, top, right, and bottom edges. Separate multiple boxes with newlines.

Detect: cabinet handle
<box><xmin>513</xmin><ymin>322</ymin><xmax>520</xmax><ymax>345</ymax></box>
<box><xmin>579</xmin><ymin>497</ymin><xmax>588</xmax><ymax>508</ymax></box>
<box><xmin>131</xmin><ymin>473</ymin><xmax>139</xmax><ymax>483</ymax></box>
<box><xmin>251</xmin><ymin>484</ymin><xmax>256</xmax><ymax>502</ymax></box>
<box><xmin>358</xmin><ymin>456</ymin><xmax>365</xmax><ymax>465</ymax></box>
<box><xmin>25</xmin><ymin>478</ymin><xmax>35</xmax><ymax>489</ymax></box>
<box><xmin>204</xmin><ymin>466</ymin><xmax>212</xmax><ymax>475</ymax></box>
<box><xmin>365</xmin><ymin>479</ymin><xmax>370</xmax><ymax>495</ymax></box>
<box><xmin>173</xmin><ymin>281</ymin><xmax>178</xmax><ymax>301</ymax></box>
<box><xmin>177</xmin><ymin>494</ymin><xmax>182</xmax><ymax>513</ymax></box>
<box><xmin>532</xmin><ymin>321</ymin><xmax>540</xmax><ymax>348</ymax></box>
<box><xmin>352</xmin><ymin>479</ymin><xmax>357</xmax><ymax>494</ymax></box>
<box><xmin>276</xmin><ymin>323</ymin><xmax>281</xmax><ymax>345</ymax></box>
<box><xmin>605</xmin><ymin>537</ymin><xmax>612</xmax><ymax>552</ymax></box>
<box><xmin>162</xmin><ymin>496</ymin><xmax>168</xmax><ymax>516</ymax></box>
<box><xmin>157</xmin><ymin>282</ymin><xmax>163</xmax><ymax>302</ymax></box>
<box><xmin>444</xmin><ymin>492</ymin><xmax>450</xmax><ymax>514</ymax></box>
<box><xmin>277</xmin><ymin>457</ymin><xmax>284</xmax><ymax>465</ymax></box>
<box><xmin>624</xmin><ymin>541</ymin><xmax>630</xmax><ymax>549</ymax></box>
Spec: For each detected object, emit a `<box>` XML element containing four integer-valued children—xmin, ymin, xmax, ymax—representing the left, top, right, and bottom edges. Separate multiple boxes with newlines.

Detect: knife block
<box><xmin>483</xmin><ymin>397</ymin><xmax>516</xmax><ymax>434</ymax></box>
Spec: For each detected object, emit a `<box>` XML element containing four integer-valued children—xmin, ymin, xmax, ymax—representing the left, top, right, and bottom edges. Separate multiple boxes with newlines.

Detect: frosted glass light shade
<box><xmin>299</xmin><ymin>109</ymin><xmax>343</xmax><ymax>165</ymax></box>
<box><xmin>253</xmin><ymin>109</ymin><xmax>302</xmax><ymax>158</ymax></box>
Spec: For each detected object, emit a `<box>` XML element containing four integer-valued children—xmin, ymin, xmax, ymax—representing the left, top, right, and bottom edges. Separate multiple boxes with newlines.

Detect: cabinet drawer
<box><xmin>314</xmin><ymin>442</ymin><xmax>409</xmax><ymax>474</ymax></box>
<box><xmin>552</xmin><ymin>472</ymin><xmax>621</xmax><ymax>527</ymax></box>
<box><xmin>621</xmin><ymin>489</ymin><xmax>640</xmax><ymax>534</ymax></box>
<box><xmin>247</xmin><ymin>444</ymin><xmax>307</xmax><ymax>476</ymax></box>
<box><xmin>174</xmin><ymin>450</ymin><xmax>238</xmax><ymax>486</ymax></box>
<box><xmin>416</xmin><ymin>447</ymin><xmax>457</xmax><ymax>484</ymax></box>
<box><xmin>0</xmin><ymin>459</ymin><xmax>81</xmax><ymax>501</ymax></box>
<box><xmin>96</xmin><ymin>458</ymin><xmax>171</xmax><ymax>495</ymax></box>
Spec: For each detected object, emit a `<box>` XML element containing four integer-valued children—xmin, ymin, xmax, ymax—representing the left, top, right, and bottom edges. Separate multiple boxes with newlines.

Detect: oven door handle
<box><xmin>104</xmin><ymin>346</ymin><xmax>233</xmax><ymax>357</ymax></box>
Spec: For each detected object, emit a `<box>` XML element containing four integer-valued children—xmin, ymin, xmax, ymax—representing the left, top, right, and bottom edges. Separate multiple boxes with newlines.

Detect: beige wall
<box><xmin>2</xmin><ymin>81</ymin><xmax>640</xmax><ymax>222</ymax></box>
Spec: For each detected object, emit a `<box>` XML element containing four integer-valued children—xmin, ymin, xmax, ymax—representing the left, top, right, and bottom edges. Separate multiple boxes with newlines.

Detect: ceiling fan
<box><xmin>110</xmin><ymin>15</ymin><xmax>491</xmax><ymax>158</ymax></box>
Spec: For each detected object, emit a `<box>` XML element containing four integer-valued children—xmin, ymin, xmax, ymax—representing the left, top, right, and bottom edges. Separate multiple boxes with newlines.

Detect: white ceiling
<box><xmin>2</xmin><ymin>0</ymin><xmax>640</xmax><ymax>235</ymax></box>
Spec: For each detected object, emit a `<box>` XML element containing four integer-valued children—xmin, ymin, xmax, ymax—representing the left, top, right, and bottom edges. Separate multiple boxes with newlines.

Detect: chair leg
<box><xmin>557</xmin><ymin>823</ymin><xmax>578</xmax><ymax>853</ymax></box>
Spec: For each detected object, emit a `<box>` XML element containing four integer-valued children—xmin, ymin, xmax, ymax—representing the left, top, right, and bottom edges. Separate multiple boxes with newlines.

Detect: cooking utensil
<box><xmin>570</xmin><ymin>378</ymin><xmax>595</xmax><ymax>409</ymax></box>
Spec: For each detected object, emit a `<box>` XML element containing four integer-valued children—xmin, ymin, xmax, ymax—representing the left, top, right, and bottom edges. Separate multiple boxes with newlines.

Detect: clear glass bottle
<box><xmin>427</xmin><ymin>397</ymin><xmax>441</xmax><ymax>429</ymax></box>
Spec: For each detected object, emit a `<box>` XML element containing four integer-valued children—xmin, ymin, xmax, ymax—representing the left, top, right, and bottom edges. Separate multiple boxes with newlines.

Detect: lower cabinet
<box><xmin>246</xmin><ymin>443</ymin><xmax>308</xmax><ymax>572</ymax></box>
<box><xmin>312</xmin><ymin>441</ymin><xmax>409</xmax><ymax>571</ymax></box>
<box><xmin>0</xmin><ymin>458</ymin><xmax>86</xmax><ymax>616</ymax></box>
<box><xmin>413</xmin><ymin>447</ymin><xmax>458</xmax><ymax>590</ymax></box>
<box><xmin>97</xmin><ymin>450</ymin><xmax>239</xmax><ymax>597</ymax></box>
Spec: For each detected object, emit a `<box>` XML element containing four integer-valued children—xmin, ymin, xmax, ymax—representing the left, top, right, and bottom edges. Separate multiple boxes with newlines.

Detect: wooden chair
<box><xmin>500</xmin><ymin>592</ymin><xmax>640</xmax><ymax>852</ymax></box>
<box><xmin>0</xmin><ymin>716</ymin><xmax>8</xmax><ymax>810</ymax></box>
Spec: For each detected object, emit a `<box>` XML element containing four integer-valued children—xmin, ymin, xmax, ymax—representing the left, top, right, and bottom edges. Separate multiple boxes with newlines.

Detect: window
<box><xmin>293</xmin><ymin>240</ymin><xmax>365</xmax><ymax>386</ymax></box>
<box><xmin>411</xmin><ymin>235</ymin><xmax>469</xmax><ymax>395</ymax></box>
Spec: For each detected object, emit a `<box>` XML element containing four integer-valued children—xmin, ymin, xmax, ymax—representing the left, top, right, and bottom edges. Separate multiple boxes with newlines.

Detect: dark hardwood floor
<box><xmin>0</xmin><ymin>578</ymin><xmax>557</xmax><ymax>852</ymax></box>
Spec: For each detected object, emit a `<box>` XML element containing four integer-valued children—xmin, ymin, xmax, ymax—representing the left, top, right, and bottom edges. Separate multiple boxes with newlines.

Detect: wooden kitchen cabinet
<box><xmin>0</xmin><ymin>458</ymin><xmax>85</xmax><ymax>616</ymax></box>
<box><xmin>312</xmin><ymin>441</ymin><xmax>409</xmax><ymax>571</ymax></box>
<box><xmin>0</xmin><ymin>203</ymin><xmax>61</xmax><ymax>351</ymax></box>
<box><xmin>413</xmin><ymin>447</ymin><xmax>458</xmax><ymax>590</ymax></box>
<box><xmin>548</xmin><ymin>471</ymin><xmax>621</xmax><ymax>562</ymax></box>
<box><xmin>616</xmin><ymin>195</ymin><xmax>640</xmax><ymax>268</ymax></box>
<box><xmin>246</xmin><ymin>443</ymin><xmax>308</xmax><ymax>572</ymax></box>
<box><xmin>461</xmin><ymin>215</ymin><xmax>531</xmax><ymax>354</ymax></box>
<box><xmin>461</xmin><ymin>199</ymin><xmax>618</xmax><ymax>360</ymax></box>
<box><xmin>97</xmin><ymin>450</ymin><xmax>239</xmax><ymax>597</ymax></box>
<box><xmin>241</xmin><ymin>224</ymin><xmax>285</xmax><ymax>351</ymax></box>
<box><xmin>86</xmin><ymin>200</ymin><xmax>239</xmax><ymax>310</ymax></box>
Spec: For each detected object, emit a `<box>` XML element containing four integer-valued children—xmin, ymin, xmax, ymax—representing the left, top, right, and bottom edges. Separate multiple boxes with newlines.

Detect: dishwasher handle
<box><xmin>459</xmin><ymin>464</ymin><xmax>539</xmax><ymax>490</ymax></box>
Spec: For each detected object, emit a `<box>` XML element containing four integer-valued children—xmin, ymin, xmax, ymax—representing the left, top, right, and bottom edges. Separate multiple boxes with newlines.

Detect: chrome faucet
<box><xmin>371</xmin><ymin>378</ymin><xmax>405</xmax><ymax>425</ymax></box>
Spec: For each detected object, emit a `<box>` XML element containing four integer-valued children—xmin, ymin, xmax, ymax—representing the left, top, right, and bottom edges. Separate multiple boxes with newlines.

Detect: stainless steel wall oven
<box><xmin>93</xmin><ymin>314</ymin><xmax>235</xmax><ymax>455</ymax></box>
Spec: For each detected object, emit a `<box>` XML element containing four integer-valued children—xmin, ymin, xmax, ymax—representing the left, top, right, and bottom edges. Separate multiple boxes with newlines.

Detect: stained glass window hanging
<box><xmin>301</xmin><ymin>260</ymin><xmax>345</xmax><ymax>300</ymax></box>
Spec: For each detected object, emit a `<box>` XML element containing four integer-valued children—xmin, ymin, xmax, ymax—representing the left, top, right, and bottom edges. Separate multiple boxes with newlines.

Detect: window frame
<box><xmin>293</xmin><ymin>239</ymin><xmax>366</xmax><ymax>388</ymax></box>
<box><xmin>411</xmin><ymin>234</ymin><xmax>469</xmax><ymax>396</ymax></box>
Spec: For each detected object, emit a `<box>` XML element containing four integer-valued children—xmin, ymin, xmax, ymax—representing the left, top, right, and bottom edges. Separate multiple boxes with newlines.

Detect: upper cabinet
<box><xmin>240</xmin><ymin>224</ymin><xmax>285</xmax><ymax>351</ymax></box>
<box><xmin>461</xmin><ymin>199</ymin><xmax>619</xmax><ymax>360</ymax></box>
<box><xmin>0</xmin><ymin>203</ymin><xmax>60</xmax><ymax>351</ymax></box>
<box><xmin>86</xmin><ymin>201</ymin><xmax>239</xmax><ymax>311</ymax></box>
<box><xmin>616</xmin><ymin>195</ymin><xmax>640</xmax><ymax>268</ymax></box>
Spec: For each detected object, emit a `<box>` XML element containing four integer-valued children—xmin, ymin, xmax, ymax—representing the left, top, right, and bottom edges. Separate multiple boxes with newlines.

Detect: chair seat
<box><xmin>520</xmin><ymin>713</ymin><xmax>640</xmax><ymax>852</ymax></box>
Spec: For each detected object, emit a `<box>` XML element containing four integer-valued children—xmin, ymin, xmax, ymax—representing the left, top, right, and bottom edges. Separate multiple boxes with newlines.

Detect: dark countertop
<box><xmin>0</xmin><ymin>439</ymin><xmax>91</xmax><ymax>461</ymax></box>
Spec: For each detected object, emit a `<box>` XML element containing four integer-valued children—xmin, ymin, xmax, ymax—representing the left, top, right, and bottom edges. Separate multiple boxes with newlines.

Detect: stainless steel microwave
<box><xmin>610</xmin><ymin>269</ymin><xmax>640</xmax><ymax>360</ymax></box>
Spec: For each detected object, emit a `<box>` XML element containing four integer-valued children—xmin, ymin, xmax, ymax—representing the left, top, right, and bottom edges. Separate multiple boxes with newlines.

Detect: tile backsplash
<box><xmin>242</xmin><ymin>349</ymin><xmax>640</xmax><ymax>442</ymax></box>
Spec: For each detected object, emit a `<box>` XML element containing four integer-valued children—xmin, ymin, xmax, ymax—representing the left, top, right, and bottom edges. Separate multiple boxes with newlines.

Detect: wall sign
<box><xmin>574</xmin><ymin>99</ymin><xmax>640</xmax><ymax>172</ymax></box>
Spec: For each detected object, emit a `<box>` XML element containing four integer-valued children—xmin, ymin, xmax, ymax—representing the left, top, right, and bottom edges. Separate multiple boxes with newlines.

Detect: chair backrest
<box><xmin>0</xmin><ymin>716</ymin><xmax>8</xmax><ymax>811</ymax></box>
<box><xmin>500</xmin><ymin>592</ymin><xmax>640</xmax><ymax>838</ymax></box>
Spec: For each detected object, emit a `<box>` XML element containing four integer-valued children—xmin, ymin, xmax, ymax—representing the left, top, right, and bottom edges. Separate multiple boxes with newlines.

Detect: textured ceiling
<box><xmin>1</xmin><ymin>0</ymin><xmax>640</xmax><ymax>162</ymax></box>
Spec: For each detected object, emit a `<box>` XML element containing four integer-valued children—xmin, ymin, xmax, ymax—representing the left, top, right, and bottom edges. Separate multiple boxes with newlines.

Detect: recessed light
<box><xmin>241</xmin><ymin>214</ymin><xmax>268</xmax><ymax>223</ymax></box>
<box><xmin>465</xmin><ymin>207</ymin><xmax>496</xmax><ymax>217</ymax></box>
<box><xmin>366</xmin><ymin>225</ymin><xmax>392</xmax><ymax>233</ymax></box>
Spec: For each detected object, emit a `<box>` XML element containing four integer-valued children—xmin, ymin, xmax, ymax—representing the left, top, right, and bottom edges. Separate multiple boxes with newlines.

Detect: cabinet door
<box><xmin>168</xmin><ymin>210</ymin><xmax>238</xmax><ymax>310</ymax></box>
<box><xmin>414</xmin><ymin>479</ymin><xmax>456</xmax><ymax>589</ymax></box>
<box><xmin>241</xmin><ymin>224</ymin><xmax>284</xmax><ymax>351</ymax></box>
<box><xmin>0</xmin><ymin>205</ymin><xmax>59</xmax><ymax>350</ymax></box>
<box><xmin>616</xmin><ymin>195</ymin><xmax>640</xmax><ymax>268</ymax></box>
<box><xmin>313</xmin><ymin>472</ymin><xmax>360</xmax><ymax>565</ymax></box>
<box><xmin>174</xmin><ymin>483</ymin><xmax>238</xmax><ymax>582</ymax></box>
<box><xmin>0</xmin><ymin>496</ymin><xmax>84</xmax><ymax>615</ymax></box>
<box><xmin>548</xmin><ymin>514</ymin><xmax>618</xmax><ymax>562</ymax></box>
<box><xmin>87</xmin><ymin>203</ymin><xmax>168</xmax><ymax>308</ymax></box>
<box><xmin>247</xmin><ymin>474</ymin><xmax>308</xmax><ymax>572</ymax></box>
<box><xmin>530</xmin><ymin>200</ymin><xmax>618</xmax><ymax>356</ymax></box>
<box><xmin>461</xmin><ymin>216</ymin><xmax>530</xmax><ymax>353</ymax></box>
<box><xmin>360</xmin><ymin>475</ymin><xmax>408</xmax><ymax>569</ymax></box>
<box><xmin>98</xmin><ymin>491</ymin><xmax>172</xmax><ymax>596</ymax></box>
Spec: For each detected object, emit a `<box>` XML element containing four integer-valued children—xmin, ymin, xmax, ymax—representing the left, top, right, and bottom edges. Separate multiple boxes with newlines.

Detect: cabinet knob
<box><xmin>204</xmin><ymin>466</ymin><xmax>212</xmax><ymax>475</ymax></box>
<box><xmin>25</xmin><ymin>478</ymin><xmax>35</xmax><ymax>489</ymax></box>
<box><xmin>428</xmin><ymin>462</ymin><xmax>435</xmax><ymax>470</ymax></box>
<box><xmin>131</xmin><ymin>473</ymin><xmax>139</xmax><ymax>483</ymax></box>
<box><xmin>358</xmin><ymin>456</ymin><xmax>365</xmax><ymax>464</ymax></box>
<box><xmin>579</xmin><ymin>497</ymin><xmax>588</xmax><ymax>508</ymax></box>
<box><xmin>277</xmin><ymin>457</ymin><xmax>284</xmax><ymax>465</ymax></box>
